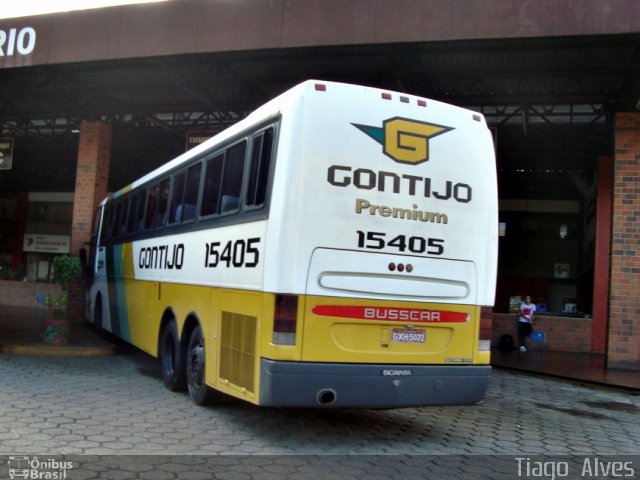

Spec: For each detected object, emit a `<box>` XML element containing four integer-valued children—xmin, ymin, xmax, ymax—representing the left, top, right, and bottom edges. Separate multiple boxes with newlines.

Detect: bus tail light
<box><xmin>479</xmin><ymin>307</ymin><xmax>493</xmax><ymax>351</ymax></box>
<box><xmin>272</xmin><ymin>294</ymin><xmax>298</xmax><ymax>345</ymax></box>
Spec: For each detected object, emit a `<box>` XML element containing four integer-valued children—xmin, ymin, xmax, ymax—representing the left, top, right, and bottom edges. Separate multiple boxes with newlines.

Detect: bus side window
<box><xmin>111</xmin><ymin>203</ymin><xmax>121</xmax><ymax>239</ymax></box>
<box><xmin>169</xmin><ymin>171</ymin><xmax>186</xmax><ymax>224</ymax></box>
<box><xmin>201</xmin><ymin>153</ymin><xmax>223</xmax><ymax>217</ymax></box>
<box><xmin>182</xmin><ymin>162</ymin><xmax>201</xmax><ymax>222</ymax></box>
<box><xmin>220</xmin><ymin>141</ymin><xmax>246</xmax><ymax>214</ymax></box>
<box><xmin>170</xmin><ymin>162</ymin><xmax>201</xmax><ymax>224</ymax></box>
<box><xmin>145</xmin><ymin>184</ymin><xmax>160</xmax><ymax>230</ymax></box>
<box><xmin>113</xmin><ymin>200</ymin><xmax>127</xmax><ymax>239</ymax></box>
<box><xmin>246</xmin><ymin>127</ymin><xmax>274</xmax><ymax>208</ymax></box>
<box><xmin>120</xmin><ymin>199</ymin><xmax>131</xmax><ymax>236</ymax></box>
<box><xmin>202</xmin><ymin>142</ymin><xmax>246</xmax><ymax>217</ymax></box>
<box><xmin>126</xmin><ymin>192</ymin><xmax>137</xmax><ymax>234</ymax></box>
<box><xmin>100</xmin><ymin>206</ymin><xmax>113</xmax><ymax>243</ymax></box>
<box><xmin>154</xmin><ymin>178</ymin><xmax>170</xmax><ymax>228</ymax></box>
<box><xmin>128</xmin><ymin>190</ymin><xmax>145</xmax><ymax>234</ymax></box>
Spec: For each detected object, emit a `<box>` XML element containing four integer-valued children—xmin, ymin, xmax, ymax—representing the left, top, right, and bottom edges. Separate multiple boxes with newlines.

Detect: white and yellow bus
<box><xmin>87</xmin><ymin>80</ymin><xmax>498</xmax><ymax>408</ymax></box>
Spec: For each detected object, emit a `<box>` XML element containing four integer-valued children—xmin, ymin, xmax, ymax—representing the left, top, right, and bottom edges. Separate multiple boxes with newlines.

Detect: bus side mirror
<box><xmin>79</xmin><ymin>247</ymin><xmax>88</xmax><ymax>267</ymax></box>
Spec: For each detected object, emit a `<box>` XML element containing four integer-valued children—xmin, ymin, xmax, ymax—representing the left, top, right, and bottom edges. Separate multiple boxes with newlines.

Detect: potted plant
<box><xmin>41</xmin><ymin>254</ymin><xmax>82</xmax><ymax>344</ymax></box>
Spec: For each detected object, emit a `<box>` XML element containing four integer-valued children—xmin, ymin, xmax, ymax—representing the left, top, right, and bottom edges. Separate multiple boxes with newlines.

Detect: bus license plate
<box><xmin>392</xmin><ymin>328</ymin><xmax>425</xmax><ymax>344</ymax></box>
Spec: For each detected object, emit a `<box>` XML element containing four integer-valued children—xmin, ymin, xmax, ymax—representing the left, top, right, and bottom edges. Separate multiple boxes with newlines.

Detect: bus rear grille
<box><xmin>220</xmin><ymin>311</ymin><xmax>257</xmax><ymax>393</ymax></box>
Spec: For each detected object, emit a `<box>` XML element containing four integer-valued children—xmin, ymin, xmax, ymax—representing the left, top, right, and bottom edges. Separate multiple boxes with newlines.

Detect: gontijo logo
<box><xmin>353</xmin><ymin>117</ymin><xmax>453</xmax><ymax>165</ymax></box>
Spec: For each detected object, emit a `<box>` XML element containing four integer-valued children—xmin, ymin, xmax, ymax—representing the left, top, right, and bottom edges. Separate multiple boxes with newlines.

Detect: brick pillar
<box><xmin>608</xmin><ymin>113</ymin><xmax>640</xmax><ymax>370</ymax></box>
<box><xmin>10</xmin><ymin>191</ymin><xmax>28</xmax><ymax>273</ymax></box>
<box><xmin>591</xmin><ymin>156</ymin><xmax>612</xmax><ymax>353</ymax></box>
<box><xmin>69</xmin><ymin>121</ymin><xmax>112</xmax><ymax>323</ymax></box>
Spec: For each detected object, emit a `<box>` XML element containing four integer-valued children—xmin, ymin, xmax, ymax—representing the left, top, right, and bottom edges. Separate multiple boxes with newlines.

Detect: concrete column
<box><xmin>608</xmin><ymin>113</ymin><xmax>640</xmax><ymax>370</ymax></box>
<box><xmin>69</xmin><ymin>120</ymin><xmax>112</xmax><ymax>322</ymax></box>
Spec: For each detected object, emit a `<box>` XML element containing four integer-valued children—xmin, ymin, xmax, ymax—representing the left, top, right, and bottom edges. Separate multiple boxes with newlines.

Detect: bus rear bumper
<box><xmin>259</xmin><ymin>359</ymin><xmax>491</xmax><ymax>408</ymax></box>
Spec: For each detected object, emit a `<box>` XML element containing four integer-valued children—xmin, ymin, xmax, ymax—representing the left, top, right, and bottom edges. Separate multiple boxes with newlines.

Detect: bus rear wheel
<box><xmin>159</xmin><ymin>322</ymin><xmax>187</xmax><ymax>391</ymax></box>
<box><xmin>186</xmin><ymin>325</ymin><xmax>220</xmax><ymax>405</ymax></box>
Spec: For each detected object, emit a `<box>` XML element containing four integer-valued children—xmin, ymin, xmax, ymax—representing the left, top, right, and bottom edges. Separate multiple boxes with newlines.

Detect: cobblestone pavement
<box><xmin>0</xmin><ymin>349</ymin><xmax>639</xmax><ymax>479</ymax></box>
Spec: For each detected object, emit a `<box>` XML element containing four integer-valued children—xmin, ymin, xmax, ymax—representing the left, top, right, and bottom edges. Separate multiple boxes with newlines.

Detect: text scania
<box><xmin>0</xmin><ymin>27</ymin><xmax>36</xmax><ymax>56</ymax></box>
<box><xmin>382</xmin><ymin>369</ymin><xmax>413</xmax><ymax>376</ymax></box>
<box><xmin>139</xmin><ymin>244</ymin><xmax>184</xmax><ymax>270</ymax></box>
<box><xmin>327</xmin><ymin>165</ymin><xmax>472</xmax><ymax>203</ymax></box>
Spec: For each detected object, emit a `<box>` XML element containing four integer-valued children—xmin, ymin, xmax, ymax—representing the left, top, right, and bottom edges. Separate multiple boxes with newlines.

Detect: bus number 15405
<box><xmin>205</xmin><ymin>237</ymin><xmax>260</xmax><ymax>268</ymax></box>
<box><xmin>356</xmin><ymin>231</ymin><xmax>444</xmax><ymax>255</ymax></box>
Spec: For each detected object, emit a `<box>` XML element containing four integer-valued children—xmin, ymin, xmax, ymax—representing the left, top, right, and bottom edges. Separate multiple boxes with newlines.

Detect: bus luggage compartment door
<box><xmin>302</xmin><ymin>248</ymin><xmax>478</xmax><ymax>364</ymax></box>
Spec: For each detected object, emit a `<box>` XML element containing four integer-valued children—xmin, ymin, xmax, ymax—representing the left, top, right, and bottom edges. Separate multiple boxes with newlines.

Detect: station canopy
<box><xmin>1</xmin><ymin>33</ymin><xmax>639</xmax><ymax>199</ymax></box>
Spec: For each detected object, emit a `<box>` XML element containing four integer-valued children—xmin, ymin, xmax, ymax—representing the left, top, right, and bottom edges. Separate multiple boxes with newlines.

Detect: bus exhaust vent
<box><xmin>220</xmin><ymin>311</ymin><xmax>257</xmax><ymax>393</ymax></box>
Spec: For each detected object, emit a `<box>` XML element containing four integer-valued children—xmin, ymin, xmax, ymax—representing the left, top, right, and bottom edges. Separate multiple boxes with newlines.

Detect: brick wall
<box><xmin>492</xmin><ymin>313</ymin><xmax>592</xmax><ymax>352</ymax></box>
<box><xmin>0</xmin><ymin>280</ymin><xmax>61</xmax><ymax>309</ymax></box>
<box><xmin>609</xmin><ymin>114</ymin><xmax>640</xmax><ymax>370</ymax></box>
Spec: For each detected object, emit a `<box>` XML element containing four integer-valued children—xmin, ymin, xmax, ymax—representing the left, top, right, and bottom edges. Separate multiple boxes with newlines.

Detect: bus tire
<box><xmin>159</xmin><ymin>322</ymin><xmax>187</xmax><ymax>391</ymax></box>
<box><xmin>186</xmin><ymin>325</ymin><xmax>220</xmax><ymax>406</ymax></box>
